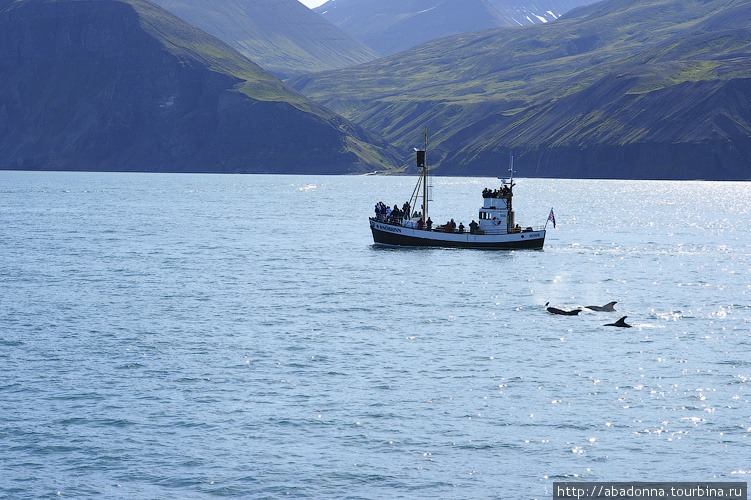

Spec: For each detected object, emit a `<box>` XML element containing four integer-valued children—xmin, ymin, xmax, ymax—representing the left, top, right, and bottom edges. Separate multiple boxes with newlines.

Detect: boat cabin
<box><xmin>477</xmin><ymin>187</ymin><xmax>516</xmax><ymax>234</ymax></box>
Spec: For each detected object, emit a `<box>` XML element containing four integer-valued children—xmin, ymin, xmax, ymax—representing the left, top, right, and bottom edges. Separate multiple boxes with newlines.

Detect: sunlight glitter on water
<box><xmin>1</xmin><ymin>173</ymin><xmax>750</xmax><ymax>499</ymax></box>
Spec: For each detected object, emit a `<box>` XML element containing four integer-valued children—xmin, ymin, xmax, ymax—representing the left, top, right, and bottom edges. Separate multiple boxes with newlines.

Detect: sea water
<box><xmin>1</xmin><ymin>172</ymin><xmax>749</xmax><ymax>500</ymax></box>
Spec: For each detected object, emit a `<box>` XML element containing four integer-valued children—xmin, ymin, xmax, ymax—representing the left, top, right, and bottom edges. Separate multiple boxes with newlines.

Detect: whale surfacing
<box><xmin>545</xmin><ymin>302</ymin><xmax>582</xmax><ymax>316</ymax></box>
<box><xmin>585</xmin><ymin>301</ymin><xmax>617</xmax><ymax>312</ymax></box>
<box><xmin>605</xmin><ymin>316</ymin><xmax>632</xmax><ymax>328</ymax></box>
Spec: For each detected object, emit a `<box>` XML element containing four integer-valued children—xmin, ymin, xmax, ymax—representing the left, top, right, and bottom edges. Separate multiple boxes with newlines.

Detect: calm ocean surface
<box><xmin>1</xmin><ymin>171</ymin><xmax>750</xmax><ymax>500</ymax></box>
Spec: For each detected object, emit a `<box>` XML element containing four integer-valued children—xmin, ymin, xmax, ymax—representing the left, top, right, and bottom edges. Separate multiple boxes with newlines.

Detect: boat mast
<box><xmin>409</xmin><ymin>128</ymin><xmax>430</xmax><ymax>222</ymax></box>
<box><xmin>423</xmin><ymin>127</ymin><xmax>428</xmax><ymax>222</ymax></box>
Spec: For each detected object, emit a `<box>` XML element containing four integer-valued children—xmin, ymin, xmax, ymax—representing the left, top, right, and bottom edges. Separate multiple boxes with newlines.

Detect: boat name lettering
<box><xmin>376</xmin><ymin>223</ymin><xmax>402</xmax><ymax>234</ymax></box>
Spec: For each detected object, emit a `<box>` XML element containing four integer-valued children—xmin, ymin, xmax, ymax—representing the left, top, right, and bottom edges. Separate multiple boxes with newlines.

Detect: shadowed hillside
<box><xmin>0</xmin><ymin>0</ymin><xmax>399</xmax><ymax>174</ymax></box>
<box><xmin>153</xmin><ymin>0</ymin><xmax>380</xmax><ymax>79</ymax></box>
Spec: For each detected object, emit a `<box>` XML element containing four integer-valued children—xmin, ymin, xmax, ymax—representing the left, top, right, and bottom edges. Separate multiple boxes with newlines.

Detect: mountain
<box><xmin>294</xmin><ymin>0</ymin><xmax>751</xmax><ymax>180</ymax></box>
<box><xmin>315</xmin><ymin>0</ymin><xmax>512</xmax><ymax>56</ymax></box>
<box><xmin>314</xmin><ymin>0</ymin><xmax>596</xmax><ymax>56</ymax></box>
<box><xmin>152</xmin><ymin>0</ymin><xmax>380</xmax><ymax>79</ymax></box>
<box><xmin>0</xmin><ymin>0</ymin><xmax>398</xmax><ymax>174</ymax></box>
<box><xmin>488</xmin><ymin>0</ymin><xmax>597</xmax><ymax>26</ymax></box>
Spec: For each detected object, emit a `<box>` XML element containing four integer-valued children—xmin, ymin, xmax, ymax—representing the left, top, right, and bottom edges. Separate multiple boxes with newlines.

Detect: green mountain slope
<box><xmin>0</xmin><ymin>0</ymin><xmax>398</xmax><ymax>173</ymax></box>
<box><xmin>293</xmin><ymin>0</ymin><xmax>751</xmax><ymax>179</ymax></box>
<box><xmin>152</xmin><ymin>0</ymin><xmax>380</xmax><ymax>79</ymax></box>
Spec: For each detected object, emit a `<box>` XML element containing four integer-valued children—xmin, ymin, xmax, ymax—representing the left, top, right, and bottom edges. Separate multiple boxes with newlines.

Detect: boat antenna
<box><xmin>509</xmin><ymin>154</ymin><xmax>515</xmax><ymax>189</ymax></box>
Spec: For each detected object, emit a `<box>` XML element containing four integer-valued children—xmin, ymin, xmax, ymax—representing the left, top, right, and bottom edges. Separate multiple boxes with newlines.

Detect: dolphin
<box><xmin>545</xmin><ymin>302</ymin><xmax>582</xmax><ymax>316</ymax></box>
<box><xmin>585</xmin><ymin>301</ymin><xmax>617</xmax><ymax>312</ymax></box>
<box><xmin>604</xmin><ymin>316</ymin><xmax>632</xmax><ymax>328</ymax></box>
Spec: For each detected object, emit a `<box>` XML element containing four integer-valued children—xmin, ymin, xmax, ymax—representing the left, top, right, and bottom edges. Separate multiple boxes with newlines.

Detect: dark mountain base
<box><xmin>0</xmin><ymin>0</ymin><xmax>397</xmax><ymax>174</ymax></box>
<box><xmin>439</xmin><ymin>141</ymin><xmax>750</xmax><ymax>180</ymax></box>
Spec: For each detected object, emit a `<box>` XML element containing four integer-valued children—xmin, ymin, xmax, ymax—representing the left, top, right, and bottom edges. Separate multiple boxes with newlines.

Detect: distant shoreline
<box><xmin>1</xmin><ymin>169</ymin><xmax>748</xmax><ymax>182</ymax></box>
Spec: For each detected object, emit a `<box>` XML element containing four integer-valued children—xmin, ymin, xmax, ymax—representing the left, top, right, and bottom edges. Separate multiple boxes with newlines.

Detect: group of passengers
<box><xmin>375</xmin><ymin>201</ymin><xmax>487</xmax><ymax>235</ymax></box>
<box><xmin>435</xmin><ymin>219</ymin><xmax>480</xmax><ymax>234</ymax></box>
<box><xmin>374</xmin><ymin>201</ymin><xmax>420</xmax><ymax>224</ymax></box>
<box><xmin>415</xmin><ymin>217</ymin><xmax>432</xmax><ymax>230</ymax></box>
<box><xmin>482</xmin><ymin>186</ymin><xmax>511</xmax><ymax>198</ymax></box>
<box><xmin>375</xmin><ymin>201</ymin><xmax>488</xmax><ymax>235</ymax></box>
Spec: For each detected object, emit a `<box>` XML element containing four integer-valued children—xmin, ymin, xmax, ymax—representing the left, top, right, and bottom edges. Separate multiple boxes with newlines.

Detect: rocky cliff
<box><xmin>0</xmin><ymin>0</ymin><xmax>398</xmax><ymax>173</ymax></box>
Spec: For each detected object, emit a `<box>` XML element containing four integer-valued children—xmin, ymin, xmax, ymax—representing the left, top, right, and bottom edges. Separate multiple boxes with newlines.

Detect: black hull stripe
<box><xmin>371</xmin><ymin>226</ymin><xmax>545</xmax><ymax>249</ymax></box>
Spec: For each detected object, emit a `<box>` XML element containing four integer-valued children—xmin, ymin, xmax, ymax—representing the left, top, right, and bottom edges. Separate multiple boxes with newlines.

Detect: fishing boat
<box><xmin>370</xmin><ymin>134</ymin><xmax>551</xmax><ymax>249</ymax></box>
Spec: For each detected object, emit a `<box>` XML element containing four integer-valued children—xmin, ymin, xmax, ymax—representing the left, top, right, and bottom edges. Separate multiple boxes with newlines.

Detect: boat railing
<box><xmin>446</xmin><ymin>225</ymin><xmax>545</xmax><ymax>235</ymax></box>
<box><xmin>372</xmin><ymin>214</ymin><xmax>413</xmax><ymax>225</ymax></box>
<box><xmin>480</xmin><ymin>225</ymin><xmax>546</xmax><ymax>235</ymax></box>
<box><xmin>372</xmin><ymin>217</ymin><xmax>545</xmax><ymax>234</ymax></box>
